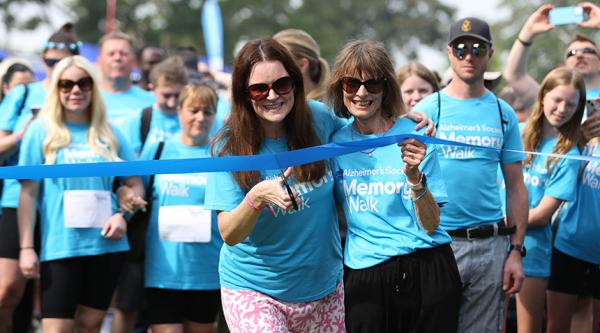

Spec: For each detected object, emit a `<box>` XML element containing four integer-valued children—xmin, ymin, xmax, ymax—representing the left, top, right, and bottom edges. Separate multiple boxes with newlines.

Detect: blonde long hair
<box><xmin>274</xmin><ymin>29</ymin><xmax>329</xmax><ymax>101</ymax></box>
<box><xmin>40</xmin><ymin>56</ymin><xmax>120</xmax><ymax>164</ymax></box>
<box><xmin>522</xmin><ymin>68</ymin><xmax>585</xmax><ymax>171</ymax></box>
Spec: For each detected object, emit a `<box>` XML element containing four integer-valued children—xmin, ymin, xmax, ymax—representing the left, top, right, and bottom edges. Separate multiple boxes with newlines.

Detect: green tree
<box><xmin>493</xmin><ymin>0</ymin><xmax>600</xmax><ymax>81</ymax></box>
<box><xmin>0</xmin><ymin>0</ymin><xmax>55</xmax><ymax>50</ymax></box>
<box><xmin>64</xmin><ymin>0</ymin><xmax>456</xmax><ymax>65</ymax></box>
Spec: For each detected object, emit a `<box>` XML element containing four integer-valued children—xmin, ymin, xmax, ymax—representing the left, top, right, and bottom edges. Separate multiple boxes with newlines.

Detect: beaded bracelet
<box><xmin>412</xmin><ymin>188</ymin><xmax>428</xmax><ymax>202</ymax></box>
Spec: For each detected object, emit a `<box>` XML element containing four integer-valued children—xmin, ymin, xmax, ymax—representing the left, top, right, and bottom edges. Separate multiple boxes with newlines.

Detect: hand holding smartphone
<box><xmin>586</xmin><ymin>99</ymin><xmax>600</xmax><ymax>118</ymax></box>
<box><xmin>549</xmin><ymin>6</ymin><xmax>589</xmax><ymax>26</ymax></box>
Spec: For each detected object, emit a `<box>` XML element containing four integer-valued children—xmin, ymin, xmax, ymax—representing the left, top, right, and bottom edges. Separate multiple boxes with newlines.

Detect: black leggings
<box><xmin>41</xmin><ymin>252</ymin><xmax>124</xmax><ymax>318</ymax></box>
<box><xmin>344</xmin><ymin>244</ymin><xmax>462</xmax><ymax>333</ymax></box>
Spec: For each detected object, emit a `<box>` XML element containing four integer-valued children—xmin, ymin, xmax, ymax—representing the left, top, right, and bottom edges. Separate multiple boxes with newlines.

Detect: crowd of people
<box><xmin>0</xmin><ymin>2</ymin><xmax>598</xmax><ymax>333</ymax></box>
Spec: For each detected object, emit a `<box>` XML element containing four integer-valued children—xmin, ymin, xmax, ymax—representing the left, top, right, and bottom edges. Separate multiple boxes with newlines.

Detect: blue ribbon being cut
<box><xmin>0</xmin><ymin>134</ymin><xmax>598</xmax><ymax>180</ymax></box>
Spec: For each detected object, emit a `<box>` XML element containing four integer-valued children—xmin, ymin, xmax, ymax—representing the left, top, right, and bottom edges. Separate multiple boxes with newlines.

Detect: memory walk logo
<box><xmin>583</xmin><ymin>160</ymin><xmax>600</xmax><ymax>190</ymax></box>
<box><xmin>438</xmin><ymin>124</ymin><xmax>503</xmax><ymax>159</ymax></box>
<box><xmin>159</xmin><ymin>174</ymin><xmax>207</xmax><ymax>197</ymax></box>
<box><xmin>342</xmin><ymin>167</ymin><xmax>411</xmax><ymax>213</ymax></box>
<box><xmin>63</xmin><ymin>144</ymin><xmax>103</xmax><ymax>164</ymax></box>
<box><xmin>266</xmin><ymin>170</ymin><xmax>334</xmax><ymax>217</ymax></box>
<box><xmin>524</xmin><ymin>164</ymin><xmax>549</xmax><ymax>188</ymax></box>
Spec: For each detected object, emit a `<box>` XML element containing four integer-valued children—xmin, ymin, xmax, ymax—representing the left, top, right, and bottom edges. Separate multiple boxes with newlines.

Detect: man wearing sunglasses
<box><xmin>413</xmin><ymin>17</ymin><xmax>528</xmax><ymax>333</ymax></box>
<box><xmin>503</xmin><ymin>3</ymin><xmax>600</xmax><ymax>142</ymax></box>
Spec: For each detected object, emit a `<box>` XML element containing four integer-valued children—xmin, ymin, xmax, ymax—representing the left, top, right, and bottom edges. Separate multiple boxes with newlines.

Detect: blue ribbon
<box><xmin>1</xmin><ymin>134</ymin><xmax>598</xmax><ymax>180</ymax></box>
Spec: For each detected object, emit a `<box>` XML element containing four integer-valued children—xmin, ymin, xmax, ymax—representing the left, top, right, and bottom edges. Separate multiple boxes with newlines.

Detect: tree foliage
<box><xmin>64</xmin><ymin>0</ymin><xmax>456</xmax><ymax>65</ymax></box>
<box><xmin>0</xmin><ymin>0</ymin><xmax>54</xmax><ymax>50</ymax></box>
<box><xmin>493</xmin><ymin>0</ymin><xmax>600</xmax><ymax>82</ymax></box>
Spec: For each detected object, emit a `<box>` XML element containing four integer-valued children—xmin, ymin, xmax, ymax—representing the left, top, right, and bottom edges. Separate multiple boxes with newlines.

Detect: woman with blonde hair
<box><xmin>274</xmin><ymin>28</ymin><xmax>329</xmax><ymax>101</ymax></box>
<box><xmin>0</xmin><ymin>24</ymin><xmax>81</xmax><ymax>332</ymax></box>
<box><xmin>510</xmin><ymin>68</ymin><xmax>584</xmax><ymax>333</ymax></box>
<box><xmin>544</xmin><ymin>72</ymin><xmax>600</xmax><ymax>331</ymax></box>
<box><xmin>140</xmin><ymin>83</ymin><xmax>224</xmax><ymax>333</ymax></box>
<box><xmin>17</xmin><ymin>55</ymin><xmax>145</xmax><ymax>333</ymax></box>
<box><xmin>396</xmin><ymin>62</ymin><xmax>440</xmax><ymax>111</ymax></box>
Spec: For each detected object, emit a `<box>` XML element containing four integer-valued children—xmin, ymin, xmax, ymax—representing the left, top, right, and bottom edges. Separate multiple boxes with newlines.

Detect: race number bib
<box><xmin>158</xmin><ymin>205</ymin><xmax>211</xmax><ymax>243</ymax></box>
<box><xmin>63</xmin><ymin>190</ymin><xmax>112</xmax><ymax>228</ymax></box>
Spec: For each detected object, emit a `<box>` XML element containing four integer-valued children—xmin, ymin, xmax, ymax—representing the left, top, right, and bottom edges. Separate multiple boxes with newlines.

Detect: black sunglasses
<box><xmin>247</xmin><ymin>76</ymin><xmax>294</xmax><ymax>101</ymax></box>
<box><xmin>44</xmin><ymin>58</ymin><xmax>63</xmax><ymax>68</ymax></box>
<box><xmin>280</xmin><ymin>169</ymin><xmax>298</xmax><ymax>211</ymax></box>
<box><xmin>161</xmin><ymin>92</ymin><xmax>180</xmax><ymax>100</ymax></box>
<box><xmin>58</xmin><ymin>77</ymin><xmax>94</xmax><ymax>92</ymax></box>
<box><xmin>565</xmin><ymin>47</ymin><xmax>598</xmax><ymax>59</ymax></box>
<box><xmin>341</xmin><ymin>77</ymin><xmax>385</xmax><ymax>94</ymax></box>
<box><xmin>451</xmin><ymin>42</ymin><xmax>489</xmax><ymax>60</ymax></box>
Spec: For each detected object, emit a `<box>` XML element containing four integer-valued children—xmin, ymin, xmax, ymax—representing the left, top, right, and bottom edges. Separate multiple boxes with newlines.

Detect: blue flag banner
<box><xmin>201</xmin><ymin>0</ymin><xmax>224</xmax><ymax>71</ymax></box>
<box><xmin>1</xmin><ymin>134</ymin><xmax>598</xmax><ymax>180</ymax></box>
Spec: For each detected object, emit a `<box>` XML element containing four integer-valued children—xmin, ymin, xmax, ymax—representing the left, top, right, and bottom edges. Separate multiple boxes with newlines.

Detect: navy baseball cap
<box><xmin>448</xmin><ymin>17</ymin><xmax>492</xmax><ymax>45</ymax></box>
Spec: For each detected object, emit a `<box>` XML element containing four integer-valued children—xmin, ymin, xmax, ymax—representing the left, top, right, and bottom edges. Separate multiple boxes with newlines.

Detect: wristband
<box><xmin>20</xmin><ymin>246</ymin><xmax>34</xmax><ymax>250</ymax></box>
<box><xmin>117</xmin><ymin>209</ymin><xmax>133</xmax><ymax>222</ymax></box>
<box><xmin>517</xmin><ymin>37</ymin><xmax>532</xmax><ymax>47</ymax></box>
<box><xmin>406</xmin><ymin>172</ymin><xmax>426</xmax><ymax>191</ymax></box>
<box><xmin>412</xmin><ymin>188</ymin><xmax>428</xmax><ymax>202</ymax></box>
<box><xmin>244</xmin><ymin>194</ymin><xmax>264</xmax><ymax>212</ymax></box>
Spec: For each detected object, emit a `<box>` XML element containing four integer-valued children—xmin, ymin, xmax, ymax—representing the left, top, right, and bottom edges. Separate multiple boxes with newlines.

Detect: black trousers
<box><xmin>344</xmin><ymin>244</ymin><xmax>462</xmax><ymax>333</ymax></box>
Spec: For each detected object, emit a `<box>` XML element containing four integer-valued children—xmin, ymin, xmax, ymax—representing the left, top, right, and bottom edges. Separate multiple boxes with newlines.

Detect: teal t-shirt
<box><xmin>203</xmin><ymin>103</ymin><xmax>344</xmax><ymax>302</ymax></box>
<box><xmin>413</xmin><ymin>90</ymin><xmax>525</xmax><ymax>230</ymax></box>
<box><xmin>140</xmin><ymin>135</ymin><xmax>223</xmax><ymax>290</ymax></box>
<box><xmin>101</xmin><ymin>86</ymin><xmax>154</xmax><ymax>134</ymax></box>
<box><xmin>122</xmin><ymin>106</ymin><xmax>180</xmax><ymax>155</ymax></box>
<box><xmin>331</xmin><ymin>117</ymin><xmax>451</xmax><ymax>269</ymax></box>
<box><xmin>554</xmin><ymin>144</ymin><xmax>600</xmax><ymax>265</ymax></box>
<box><xmin>18</xmin><ymin>120</ymin><xmax>135</xmax><ymax>261</ymax></box>
<box><xmin>0</xmin><ymin>82</ymin><xmax>47</xmax><ymax>208</ymax></box>
<box><xmin>519</xmin><ymin>137</ymin><xmax>580</xmax><ymax>277</ymax></box>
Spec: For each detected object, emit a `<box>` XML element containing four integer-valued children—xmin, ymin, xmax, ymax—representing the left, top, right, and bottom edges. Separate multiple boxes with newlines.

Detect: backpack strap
<box><xmin>496</xmin><ymin>96</ymin><xmax>508</xmax><ymax>136</ymax></box>
<box><xmin>140</xmin><ymin>106</ymin><xmax>153</xmax><ymax>150</ymax></box>
<box><xmin>435</xmin><ymin>91</ymin><xmax>441</xmax><ymax>131</ymax></box>
<box><xmin>146</xmin><ymin>141</ymin><xmax>165</xmax><ymax>205</ymax></box>
<box><xmin>16</xmin><ymin>84</ymin><xmax>29</xmax><ymax>117</ymax></box>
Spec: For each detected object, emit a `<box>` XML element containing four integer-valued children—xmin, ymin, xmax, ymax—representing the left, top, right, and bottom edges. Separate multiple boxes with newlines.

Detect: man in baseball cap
<box><xmin>448</xmin><ymin>17</ymin><xmax>492</xmax><ymax>45</ymax></box>
<box><xmin>413</xmin><ymin>16</ymin><xmax>528</xmax><ymax>333</ymax></box>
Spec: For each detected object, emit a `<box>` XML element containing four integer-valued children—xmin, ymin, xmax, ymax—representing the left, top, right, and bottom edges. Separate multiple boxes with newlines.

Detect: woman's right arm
<box><xmin>0</xmin><ymin>117</ymin><xmax>34</xmax><ymax>160</ymax></box>
<box><xmin>218</xmin><ymin>168</ymin><xmax>298</xmax><ymax>246</ymax></box>
<box><xmin>18</xmin><ymin>180</ymin><xmax>40</xmax><ymax>278</ymax></box>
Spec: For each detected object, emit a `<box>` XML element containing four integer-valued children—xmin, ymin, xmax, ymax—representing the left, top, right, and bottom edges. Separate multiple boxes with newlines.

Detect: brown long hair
<box><xmin>327</xmin><ymin>39</ymin><xmax>405</xmax><ymax>120</ymax></box>
<box><xmin>522</xmin><ymin>68</ymin><xmax>585</xmax><ymax>171</ymax></box>
<box><xmin>213</xmin><ymin>37</ymin><xmax>325</xmax><ymax>189</ymax></box>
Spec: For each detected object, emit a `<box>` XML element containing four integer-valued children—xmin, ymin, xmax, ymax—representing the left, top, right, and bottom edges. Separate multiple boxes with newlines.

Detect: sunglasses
<box><xmin>247</xmin><ymin>76</ymin><xmax>294</xmax><ymax>101</ymax></box>
<box><xmin>565</xmin><ymin>47</ymin><xmax>598</xmax><ymax>59</ymax></box>
<box><xmin>161</xmin><ymin>92</ymin><xmax>180</xmax><ymax>100</ymax></box>
<box><xmin>451</xmin><ymin>42</ymin><xmax>489</xmax><ymax>60</ymax></box>
<box><xmin>58</xmin><ymin>77</ymin><xmax>94</xmax><ymax>92</ymax></box>
<box><xmin>341</xmin><ymin>77</ymin><xmax>385</xmax><ymax>94</ymax></box>
<box><xmin>280</xmin><ymin>169</ymin><xmax>298</xmax><ymax>211</ymax></box>
<box><xmin>44</xmin><ymin>58</ymin><xmax>63</xmax><ymax>68</ymax></box>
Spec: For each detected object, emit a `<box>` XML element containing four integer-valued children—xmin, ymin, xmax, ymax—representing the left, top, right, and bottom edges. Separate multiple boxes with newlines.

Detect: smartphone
<box><xmin>586</xmin><ymin>99</ymin><xmax>600</xmax><ymax>118</ymax></box>
<box><xmin>549</xmin><ymin>6</ymin><xmax>588</xmax><ymax>26</ymax></box>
